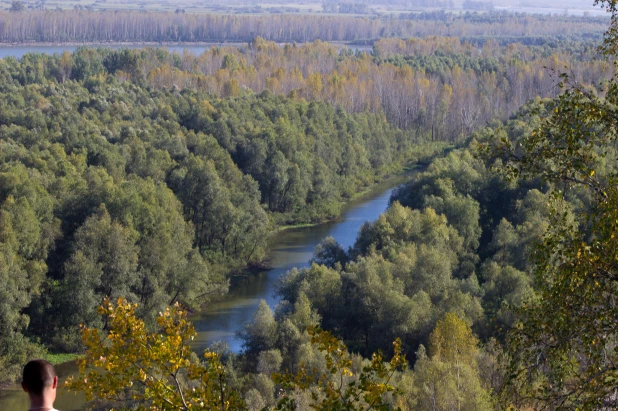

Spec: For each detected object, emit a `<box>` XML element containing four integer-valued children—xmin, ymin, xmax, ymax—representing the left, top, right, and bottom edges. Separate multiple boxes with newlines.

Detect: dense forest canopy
<box><xmin>9</xmin><ymin>36</ymin><xmax>607</xmax><ymax>141</ymax></box>
<box><xmin>0</xmin><ymin>44</ymin><xmax>434</xmax><ymax>384</ymax></box>
<box><xmin>1</xmin><ymin>3</ymin><xmax>618</xmax><ymax>410</ymax></box>
<box><xmin>52</xmin><ymin>96</ymin><xmax>615</xmax><ymax>409</ymax></box>
<box><xmin>0</xmin><ymin>10</ymin><xmax>607</xmax><ymax>43</ymax></box>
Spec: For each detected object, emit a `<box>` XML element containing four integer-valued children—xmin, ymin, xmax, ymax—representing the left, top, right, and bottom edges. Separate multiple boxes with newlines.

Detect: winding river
<box><xmin>0</xmin><ymin>176</ymin><xmax>405</xmax><ymax>410</ymax></box>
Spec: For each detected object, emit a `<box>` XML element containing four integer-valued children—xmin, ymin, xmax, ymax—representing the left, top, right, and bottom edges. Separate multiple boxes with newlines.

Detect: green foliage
<box><xmin>311</xmin><ymin>237</ymin><xmax>349</xmax><ymax>269</ymax></box>
<box><xmin>239</xmin><ymin>300</ymin><xmax>278</xmax><ymax>368</ymax></box>
<box><xmin>62</xmin><ymin>205</ymin><xmax>139</xmax><ymax>330</ymax></box>
<box><xmin>0</xmin><ymin>333</ymin><xmax>47</xmax><ymax>386</ymax></box>
<box><xmin>0</xmin><ymin>163</ymin><xmax>61</xmax><ymax>384</ymax></box>
<box><xmin>0</xmin><ymin>48</ymin><xmax>412</xmax><ymax>380</ymax></box>
<box><xmin>478</xmin><ymin>4</ymin><xmax>618</xmax><ymax>405</ymax></box>
<box><xmin>275</xmin><ymin>202</ymin><xmax>486</xmax><ymax>357</ymax></box>
<box><xmin>273</xmin><ymin>327</ymin><xmax>407</xmax><ymax>411</ymax></box>
<box><xmin>261</xmin><ymin>92</ymin><xmax>594</xmax><ymax>410</ymax></box>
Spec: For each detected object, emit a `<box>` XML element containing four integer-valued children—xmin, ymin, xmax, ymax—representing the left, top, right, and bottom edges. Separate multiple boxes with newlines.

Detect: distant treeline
<box><xmin>0</xmin><ymin>10</ymin><xmax>607</xmax><ymax>43</ymax></box>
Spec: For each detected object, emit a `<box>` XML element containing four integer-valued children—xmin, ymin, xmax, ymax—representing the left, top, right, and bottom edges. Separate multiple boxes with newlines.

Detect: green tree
<box><xmin>108</xmin><ymin>179</ymin><xmax>225</xmax><ymax>318</ymax></box>
<box><xmin>62</xmin><ymin>205</ymin><xmax>139</xmax><ymax>331</ymax></box>
<box><xmin>239</xmin><ymin>300</ymin><xmax>278</xmax><ymax>369</ymax></box>
<box><xmin>310</xmin><ymin>236</ymin><xmax>348</xmax><ymax>269</ymax></box>
<box><xmin>480</xmin><ymin>262</ymin><xmax>532</xmax><ymax>331</ymax></box>
<box><xmin>482</xmin><ymin>2</ymin><xmax>618</xmax><ymax>405</ymax></box>
<box><xmin>0</xmin><ymin>166</ymin><xmax>60</xmax><ymax>383</ymax></box>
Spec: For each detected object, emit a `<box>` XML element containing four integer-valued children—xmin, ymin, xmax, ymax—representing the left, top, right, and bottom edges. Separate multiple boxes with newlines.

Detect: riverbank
<box><xmin>276</xmin><ymin>170</ymin><xmax>417</xmax><ymax>232</ymax></box>
<box><xmin>273</xmin><ymin>142</ymin><xmax>450</xmax><ymax>233</ymax></box>
<box><xmin>189</xmin><ymin>174</ymin><xmax>413</xmax><ymax>352</ymax></box>
<box><xmin>204</xmin><ymin>167</ymin><xmax>421</xmax><ymax>306</ymax></box>
<box><xmin>0</xmin><ymin>353</ymin><xmax>81</xmax><ymax>392</ymax></box>
<box><xmin>45</xmin><ymin>353</ymin><xmax>81</xmax><ymax>366</ymax></box>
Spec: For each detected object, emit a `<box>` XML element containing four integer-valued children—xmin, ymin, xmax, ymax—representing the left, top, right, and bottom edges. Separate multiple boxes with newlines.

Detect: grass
<box><xmin>44</xmin><ymin>353</ymin><xmax>80</xmax><ymax>365</ymax></box>
<box><xmin>277</xmin><ymin>222</ymin><xmax>321</xmax><ymax>231</ymax></box>
<box><xmin>402</xmin><ymin>163</ymin><xmax>423</xmax><ymax>172</ymax></box>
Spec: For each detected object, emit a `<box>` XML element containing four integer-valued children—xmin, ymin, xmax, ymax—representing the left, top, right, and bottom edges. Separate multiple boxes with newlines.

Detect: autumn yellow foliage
<box><xmin>65</xmin><ymin>297</ymin><xmax>244</xmax><ymax>410</ymax></box>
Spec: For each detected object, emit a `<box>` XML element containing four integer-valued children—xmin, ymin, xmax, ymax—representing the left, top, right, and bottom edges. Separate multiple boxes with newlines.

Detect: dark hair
<box><xmin>22</xmin><ymin>359</ymin><xmax>57</xmax><ymax>396</ymax></box>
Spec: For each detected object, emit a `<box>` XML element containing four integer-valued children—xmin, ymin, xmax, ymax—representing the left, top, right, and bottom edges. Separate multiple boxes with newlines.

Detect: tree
<box><xmin>0</xmin><ymin>166</ymin><xmax>60</xmax><ymax>383</ymax></box>
<box><xmin>504</xmin><ymin>186</ymin><xmax>618</xmax><ymax>409</ymax></box>
<box><xmin>413</xmin><ymin>313</ymin><xmax>492</xmax><ymax>411</ymax></box>
<box><xmin>480</xmin><ymin>262</ymin><xmax>532</xmax><ymax>331</ymax></box>
<box><xmin>429</xmin><ymin>313</ymin><xmax>478</xmax><ymax>367</ymax></box>
<box><xmin>65</xmin><ymin>297</ymin><xmax>245</xmax><ymax>411</ymax></box>
<box><xmin>273</xmin><ymin>327</ymin><xmax>407</xmax><ymax>411</ymax></box>
<box><xmin>482</xmin><ymin>1</ymin><xmax>618</xmax><ymax>406</ymax></box>
<box><xmin>10</xmin><ymin>1</ymin><xmax>24</xmax><ymax>12</ymax></box>
<box><xmin>61</xmin><ymin>205</ymin><xmax>139</xmax><ymax>332</ymax></box>
<box><xmin>310</xmin><ymin>236</ymin><xmax>348</xmax><ymax>269</ymax></box>
<box><xmin>239</xmin><ymin>300</ymin><xmax>278</xmax><ymax>368</ymax></box>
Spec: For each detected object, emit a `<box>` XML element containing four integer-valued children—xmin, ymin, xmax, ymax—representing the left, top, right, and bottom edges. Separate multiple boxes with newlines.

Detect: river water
<box><xmin>0</xmin><ymin>42</ymin><xmax>372</xmax><ymax>60</ymax></box>
<box><xmin>0</xmin><ymin>176</ymin><xmax>404</xmax><ymax>410</ymax></box>
<box><xmin>0</xmin><ymin>44</ymin><xmax>227</xmax><ymax>60</ymax></box>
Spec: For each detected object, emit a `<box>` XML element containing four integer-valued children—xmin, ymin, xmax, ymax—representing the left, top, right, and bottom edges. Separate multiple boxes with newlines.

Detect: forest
<box><xmin>0</xmin><ymin>41</ymin><xmax>438</xmax><ymax>384</ymax></box>
<box><xmin>9</xmin><ymin>35</ymin><xmax>610</xmax><ymax>141</ymax></box>
<box><xmin>0</xmin><ymin>9</ymin><xmax>607</xmax><ymax>43</ymax></box>
<box><xmin>1</xmin><ymin>4</ymin><xmax>618</xmax><ymax>411</ymax></box>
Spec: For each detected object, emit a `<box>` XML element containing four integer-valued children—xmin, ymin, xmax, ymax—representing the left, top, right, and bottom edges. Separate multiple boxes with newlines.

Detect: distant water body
<box><xmin>0</xmin><ymin>42</ymin><xmax>372</xmax><ymax>60</ymax></box>
<box><xmin>0</xmin><ymin>44</ymin><xmax>230</xmax><ymax>59</ymax></box>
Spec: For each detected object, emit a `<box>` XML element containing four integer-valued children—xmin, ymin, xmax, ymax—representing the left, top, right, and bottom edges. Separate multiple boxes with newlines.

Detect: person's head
<box><xmin>21</xmin><ymin>359</ymin><xmax>58</xmax><ymax>405</ymax></box>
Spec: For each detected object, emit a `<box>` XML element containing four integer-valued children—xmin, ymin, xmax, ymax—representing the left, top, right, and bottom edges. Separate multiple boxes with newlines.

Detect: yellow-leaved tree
<box><xmin>412</xmin><ymin>313</ymin><xmax>492</xmax><ymax>411</ymax></box>
<box><xmin>65</xmin><ymin>298</ymin><xmax>408</xmax><ymax>411</ymax></box>
<box><xmin>65</xmin><ymin>297</ymin><xmax>244</xmax><ymax>411</ymax></box>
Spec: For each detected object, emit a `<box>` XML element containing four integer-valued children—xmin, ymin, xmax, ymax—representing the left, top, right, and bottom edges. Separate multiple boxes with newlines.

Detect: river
<box><xmin>0</xmin><ymin>44</ymin><xmax>229</xmax><ymax>60</ymax></box>
<box><xmin>189</xmin><ymin>176</ymin><xmax>404</xmax><ymax>352</ymax></box>
<box><xmin>0</xmin><ymin>176</ymin><xmax>403</xmax><ymax>410</ymax></box>
<box><xmin>0</xmin><ymin>42</ymin><xmax>372</xmax><ymax>60</ymax></box>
